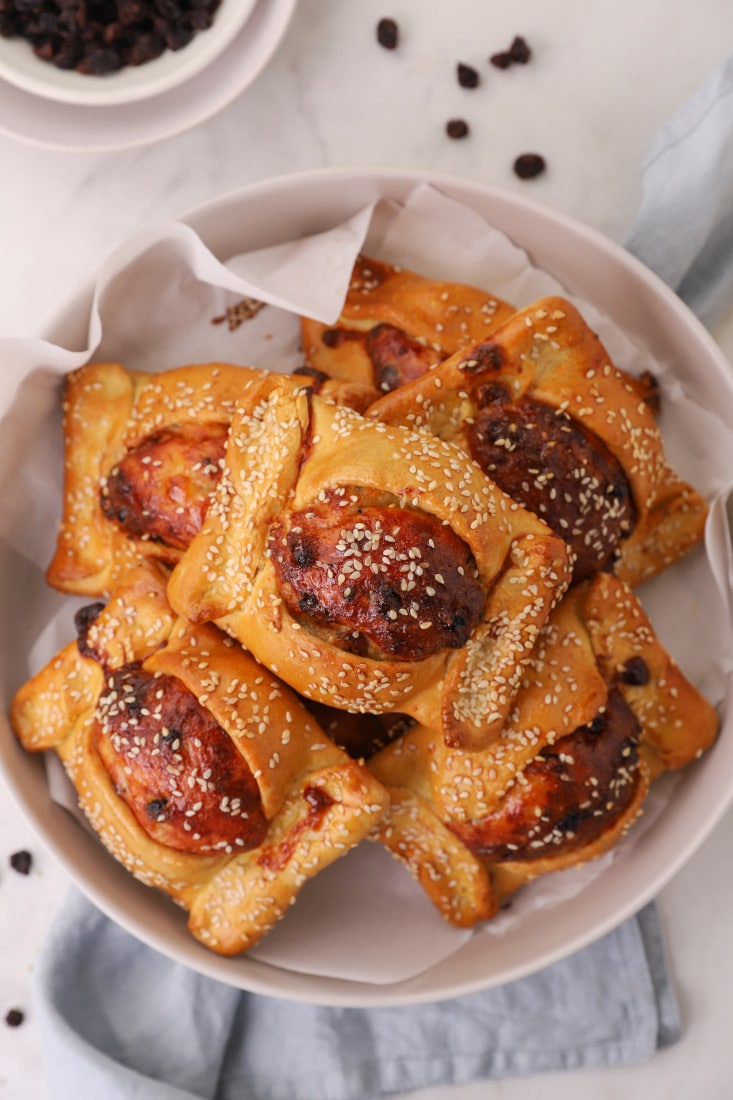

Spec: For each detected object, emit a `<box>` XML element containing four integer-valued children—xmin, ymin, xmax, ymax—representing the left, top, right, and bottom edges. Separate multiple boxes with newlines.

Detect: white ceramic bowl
<box><xmin>0</xmin><ymin>0</ymin><xmax>256</xmax><ymax>106</ymax></box>
<box><xmin>2</xmin><ymin>167</ymin><xmax>732</xmax><ymax>1006</ymax></box>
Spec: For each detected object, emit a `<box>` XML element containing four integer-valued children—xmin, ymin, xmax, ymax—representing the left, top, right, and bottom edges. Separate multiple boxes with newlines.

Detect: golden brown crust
<box><xmin>367</xmin><ymin>573</ymin><xmax>718</xmax><ymax>926</ymax></box>
<box><xmin>11</xmin><ymin>560</ymin><xmax>389</xmax><ymax>955</ymax></box>
<box><xmin>45</xmin><ymin>361</ymin><xmax>378</xmax><ymax>598</ymax></box>
<box><xmin>301</xmin><ymin>255</ymin><xmax>516</xmax><ymax>392</ymax></box>
<box><xmin>369</xmin><ymin>296</ymin><xmax>708</xmax><ymax>586</ymax></box>
<box><xmin>168</xmin><ymin>375</ymin><xmax>573</xmax><ymax>752</ymax></box>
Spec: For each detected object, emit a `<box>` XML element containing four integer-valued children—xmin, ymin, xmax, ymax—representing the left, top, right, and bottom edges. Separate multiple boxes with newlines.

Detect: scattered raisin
<box><xmin>376</xmin><ymin>17</ymin><xmax>398</xmax><ymax>50</ymax></box>
<box><xmin>5</xmin><ymin>1009</ymin><xmax>24</xmax><ymax>1028</ymax></box>
<box><xmin>490</xmin><ymin>34</ymin><xmax>532</xmax><ymax>68</ymax></box>
<box><xmin>446</xmin><ymin>118</ymin><xmax>469</xmax><ymax>139</ymax></box>
<box><xmin>9</xmin><ymin>850</ymin><xmax>32</xmax><ymax>875</ymax></box>
<box><xmin>513</xmin><ymin>153</ymin><xmax>546</xmax><ymax>179</ymax></box>
<box><xmin>457</xmin><ymin>62</ymin><xmax>479</xmax><ymax>88</ymax></box>
<box><xmin>509</xmin><ymin>35</ymin><xmax>531</xmax><ymax>63</ymax></box>
<box><xmin>489</xmin><ymin>50</ymin><xmax>512</xmax><ymax>69</ymax></box>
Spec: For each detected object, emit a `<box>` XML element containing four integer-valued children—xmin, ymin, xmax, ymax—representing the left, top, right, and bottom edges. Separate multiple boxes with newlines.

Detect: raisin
<box><xmin>490</xmin><ymin>35</ymin><xmax>532</xmax><ymax>68</ymax></box>
<box><xmin>513</xmin><ymin>153</ymin><xmax>546</xmax><ymax>179</ymax></box>
<box><xmin>509</xmin><ymin>35</ymin><xmax>531</xmax><ymax>63</ymax></box>
<box><xmin>5</xmin><ymin>1009</ymin><xmax>24</xmax><ymax>1028</ymax></box>
<box><xmin>376</xmin><ymin>17</ymin><xmax>398</xmax><ymax>49</ymax></box>
<box><xmin>489</xmin><ymin>50</ymin><xmax>512</xmax><ymax>69</ymax></box>
<box><xmin>9</xmin><ymin>850</ymin><xmax>32</xmax><ymax>875</ymax></box>
<box><xmin>457</xmin><ymin>62</ymin><xmax>479</xmax><ymax>88</ymax></box>
<box><xmin>76</xmin><ymin>46</ymin><xmax>123</xmax><ymax>74</ymax></box>
<box><xmin>446</xmin><ymin>118</ymin><xmax>469</xmax><ymax>139</ymax></box>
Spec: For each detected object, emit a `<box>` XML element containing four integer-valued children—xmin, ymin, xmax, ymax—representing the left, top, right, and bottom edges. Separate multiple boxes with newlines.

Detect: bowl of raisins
<box><xmin>0</xmin><ymin>0</ymin><xmax>257</xmax><ymax>106</ymax></box>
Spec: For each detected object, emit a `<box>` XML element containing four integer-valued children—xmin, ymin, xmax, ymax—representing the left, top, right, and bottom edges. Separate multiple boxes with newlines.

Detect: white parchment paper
<box><xmin>2</xmin><ymin>184</ymin><xmax>733</xmax><ymax>984</ymax></box>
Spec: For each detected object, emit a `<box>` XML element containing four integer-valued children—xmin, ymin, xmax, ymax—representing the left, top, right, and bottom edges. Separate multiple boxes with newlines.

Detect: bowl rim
<box><xmin>0</xmin><ymin>0</ymin><xmax>256</xmax><ymax>107</ymax></box>
<box><xmin>3</xmin><ymin>165</ymin><xmax>733</xmax><ymax>1006</ymax></box>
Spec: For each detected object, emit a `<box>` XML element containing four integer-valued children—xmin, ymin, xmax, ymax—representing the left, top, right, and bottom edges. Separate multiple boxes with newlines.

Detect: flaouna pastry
<box><xmin>300</xmin><ymin>254</ymin><xmax>516</xmax><ymax>394</ymax></box>
<box><xmin>367</xmin><ymin>572</ymin><xmax>719</xmax><ymax>927</ymax></box>
<box><xmin>11</xmin><ymin>560</ymin><xmax>389</xmax><ymax>955</ymax></box>
<box><xmin>167</xmin><ymin>374</ymin><xmax>573</xmax><ymax>752</ymax></box>
<box><xmin>45</xmin><ymin>360</ymin><xmax>377</xmax><ymax>598</ymax></box>
<box><xmin>369</xmin><ymin>296</ymin><xmax>708</xmax><ymax>585</ymax></box>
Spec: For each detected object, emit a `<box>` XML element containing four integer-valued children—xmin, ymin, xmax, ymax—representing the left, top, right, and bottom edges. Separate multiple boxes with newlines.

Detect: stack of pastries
<box><xmin>11</xmin><ymin>254</ymin><xmax>718</xmax><ymax>955</ymax></box>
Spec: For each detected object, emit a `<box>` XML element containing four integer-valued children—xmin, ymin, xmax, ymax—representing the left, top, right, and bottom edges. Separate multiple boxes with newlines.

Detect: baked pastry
<box><xmin>300</xmin><ymin>254</ymin><xmax>516</xmax><ymax>393</ymax></box>
<box><xmin>167</xmin><ymin>373</ymin><xmax>573</xmax><ymax>752</ymax></box>
<box><xmin>367</xmin><ymin>572</ymin><xmax>719</xmax><ymax>927</ymax></box>
<box><xmin>369</xmin><ymin>296</ymin><xmax>708</xmax><ymax>585</ymax></box>
<box><xmin>11</xmin><ymin>560</ymin><xmax>389</xmax><ymax>955</ymax></box>
<box><xmin>46</xmin><ymin>360</ymin><xmax>377</xmax><ymax>598</ymax></box>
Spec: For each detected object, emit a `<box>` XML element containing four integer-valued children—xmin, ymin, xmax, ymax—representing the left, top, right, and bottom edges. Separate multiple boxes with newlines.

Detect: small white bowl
<box><xmin>0</xmin><ymin>0</ymin><xmax>256</xmax><ymax>106</ymax></box>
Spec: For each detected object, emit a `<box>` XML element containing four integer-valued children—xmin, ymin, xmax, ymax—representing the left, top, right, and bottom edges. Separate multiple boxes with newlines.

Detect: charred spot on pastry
<box><xmin>377</xmin><ymin>364</ymin><xmax>401</xmax><ymax>392</ymax></box>
<box><xmin>146</xmin><ymin>797</ymin><xmax>168</xmax><ymax>820</ymax></box>
<box><xmin>459</xmin><ymin>341</ymin><xmax>505</xmax><ymax>373</ymax></box>
<box><xmin>374</xmin><ymin>583</ymin><xmax>402</xmax><ymax>615</ymax></box>
<box><xmin>450</xmin><ymin>688</ymin><xmax>641</xmax><ymax>861</ymax></box>
<box><xmin>321</xmin><ymin>327</ymin><xmax>363</xmax><ymax>349</ymax></box>
<box><xmin>366</xmin><ymin>323</ymin><xmax>440</xmax><ymax>392</ymax></box>
<box><xmin>617</xmin><ymin>656</ymin><xmax>650</xmax><ymax>686</ymax></box>
<box><xmin>100</xmin><ymin>421</ymin><xmax>228</xmax><ymax>553</ymax></box>
<box><xmin>466</xmin><ymin>394</ymin><xmax>636</xmax><ymax>580</ymax></box>
<box><xmin>93</xmin><ymin>662</ymin><xmax>268</xmax><ymax>856</ymax></box>
<box><xmin>268</xmin><ymin>496</ymin><xmax>485</xmax><ymax>661</ymax></box>
<box><xmin>475</xmin><ymin>381</ymin><xmax>512</xmax><ymax>407</ymax></box>
<box><xmin>289</xmin><ymin>533</ymin><xmax>317</xmax><ymax>569</ymax></box>
<box><xmin>585</xmin><ymin>712</ymin><xmax>606</xmax><ymax>737</ymax></box>
<box><xmin>293</xmin><ymin>365</ymin><xmax>331</xmax><ymax>388</ymax></box>
<box><xmin>74</xmin><ymin>601</ymin><xmax>106</xmax><ymax>659</ymax></box>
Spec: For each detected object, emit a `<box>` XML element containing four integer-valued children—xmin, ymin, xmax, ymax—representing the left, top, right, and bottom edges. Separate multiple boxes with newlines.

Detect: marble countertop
<box><xmin>2</xmin><ymin>1</ymin><xmax>733</xmax><ymax>1097</ymax></box>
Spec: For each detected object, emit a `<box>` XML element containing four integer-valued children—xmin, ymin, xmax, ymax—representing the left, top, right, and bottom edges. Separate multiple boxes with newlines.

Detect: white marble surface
<box><xmin>2</xmin><ymin>1</ymin><xmax>733</xmax><ymax>1097</ymax></box>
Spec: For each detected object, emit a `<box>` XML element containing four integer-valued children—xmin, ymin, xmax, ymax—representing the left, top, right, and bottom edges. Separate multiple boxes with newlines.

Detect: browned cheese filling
<box><xmin>268</xmin><ymin>492</ymin><xmax>485</xmax><ymax>661</ymax></box>
<box><xmin>73</xmin><ymin>592</ymin><xmax>269</xmax><ymax>860</ymax></box>
<box><xmin>100</xmin><ymin>421</ymin><xmax>229</xmax><ymax>551</ymax></box>
<box><xmin>92</xmin><ymin>661</ymin><xmax>268</xmax><ymax>856</ymax></box>
<box><xmin>466</xmin><ymin>383</ymin><xmax>635</xmax><ymax>580</ymax></box>
<box><xmin>449</xmin><ymin>688</ymin><xmax>642</xmax><ymax>862</ymax></box>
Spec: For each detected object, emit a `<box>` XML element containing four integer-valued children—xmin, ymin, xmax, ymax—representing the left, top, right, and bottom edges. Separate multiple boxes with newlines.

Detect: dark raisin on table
<box><xmin>457</xmin><ymin>62</ymin><xmax>479</xmax><ymax>88</ymax></box>
<box><xmin>9</xmin><ymin>849</ymin><xmax>32</xmax><ymax>875</ymax></box>
<box><xmin>513</xmin><ymin>153</ymin><xmax>546</xmax><ymax>179</ymax></box>
<box><xmin>446</xmin><ymin>118</ymin><xmax>469</xmax><ymax>139</ymax></box>
<box><xmin>490</xmin><ymin>34</ymin><xmax>532</xmax><ymax>68</ymax></box>
<box><xmin>376</xmin><ymin>17</ymin><xmax>398</xmax><ymax>50</ymax></box>
<box><xmin>509</xmin><ymin>35</ymin><xmax>531</xmax><ymax>63</ymax></box>
<box><xmin>5</xmin><ymin>1008</ymin><xmax>24</xmax><ymax>1028</ymax></box>
<box><xmin>489</xmin><ymin>50</ymin><xmax>512</xmax><ymax>69</ymax></box>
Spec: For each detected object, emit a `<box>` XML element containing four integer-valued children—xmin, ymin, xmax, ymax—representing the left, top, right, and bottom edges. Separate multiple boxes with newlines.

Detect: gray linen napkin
<box><xmin>31</xmin><ymin>52</ymin><xmax>733</xmax><ymax>1100</ymax></box>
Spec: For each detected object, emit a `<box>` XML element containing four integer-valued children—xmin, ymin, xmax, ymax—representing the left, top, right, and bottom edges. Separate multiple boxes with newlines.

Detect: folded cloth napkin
<box><xmin>625</xmin><ymin>52</ymin><xmax>733</xmax><ymax>329</ymax></box>
<box><xmin>31</xmin><ymin>52</ymin><xmax>733</xmax><ymax>1100</ymax></box>
<box><xmin>34</xmin><ymin>890</ymin><xmax>677</xmax><ymax>1100</ymax></box>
